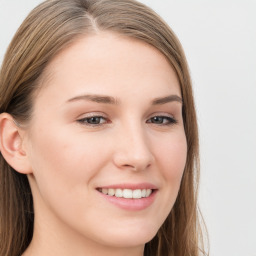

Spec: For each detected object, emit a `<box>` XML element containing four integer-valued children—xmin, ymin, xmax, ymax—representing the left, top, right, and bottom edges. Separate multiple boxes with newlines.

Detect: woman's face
<box><xmin>24</xmin><ymin>32</ymin><xmax>187</xmax><ymax>253</ymax></box>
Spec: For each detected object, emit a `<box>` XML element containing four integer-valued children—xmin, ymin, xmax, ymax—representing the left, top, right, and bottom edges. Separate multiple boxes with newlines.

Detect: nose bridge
<box><xmin>113</xmin><ymin>119</ymin><xmax>154</xmax><ymax>171</ymax></box>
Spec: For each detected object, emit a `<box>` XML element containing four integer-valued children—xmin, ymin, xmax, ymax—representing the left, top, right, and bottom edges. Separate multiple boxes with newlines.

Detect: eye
<box><xmin>147</xmin><ymin>115</ymin><xmax>177</xmax><ymax>125</ymax></box>
<box><xmin>77</xmin><ymin>115</ymin><xmax>108</xmax><ymax>126</ymax></box>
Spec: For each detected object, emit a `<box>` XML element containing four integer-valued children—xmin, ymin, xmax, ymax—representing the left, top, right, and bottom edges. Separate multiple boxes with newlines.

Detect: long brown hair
<box><xmin>0</xmin><ymin>0</ymin><xmax>207</xmax><ymax>255</ymax></box>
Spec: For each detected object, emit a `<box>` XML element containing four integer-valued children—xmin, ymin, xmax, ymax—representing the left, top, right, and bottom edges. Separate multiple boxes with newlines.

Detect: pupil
<box><xmin>90</xmin><ymin>117</ymin><xmax>100</xmax><ymax>124</ymax></box>
<box><xmin>153</xmin><ymin>117</ymin><xmax>163</xmax><ymax>123</ymax></box>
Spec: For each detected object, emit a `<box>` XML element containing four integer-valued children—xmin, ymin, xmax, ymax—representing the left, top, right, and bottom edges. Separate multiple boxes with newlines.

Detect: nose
<box><xmin>112</xmin><ymin>124</ymin><xmax>154</xmax><ymax>172</ymax></box>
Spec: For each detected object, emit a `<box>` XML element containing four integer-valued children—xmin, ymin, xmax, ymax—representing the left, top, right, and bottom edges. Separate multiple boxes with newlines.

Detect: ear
<box><xmin>0</xmin><ymin>113</ymin><xmax>32</xmax><ymax>174</ymax></box>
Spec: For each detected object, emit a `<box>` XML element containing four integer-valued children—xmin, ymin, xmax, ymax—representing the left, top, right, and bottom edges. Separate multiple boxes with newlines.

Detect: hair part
<box><xmin>0</xmin><ymin>0</ymin><xmax>207</xmax><ymax>255</ymax></box>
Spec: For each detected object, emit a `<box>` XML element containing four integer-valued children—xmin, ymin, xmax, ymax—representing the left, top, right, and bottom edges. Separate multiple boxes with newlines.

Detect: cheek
<box><xmin>157</xmin><ymin>132</ymin><xmax>187</xmax><ymax>181</ymax></box>
<box><xmin>154</xmin><ymin>132</ymin><xmax>187</xmax><ymax>210</ymax></box>
<box><xmin>26</xmin><ymin>125</ymin><xmax>108</xmax><ymax>195</ymax></box>
<box><xmin>26</xmin><ymin>127</ymin><xmax>112</xmax><ymax>229</ymax></box>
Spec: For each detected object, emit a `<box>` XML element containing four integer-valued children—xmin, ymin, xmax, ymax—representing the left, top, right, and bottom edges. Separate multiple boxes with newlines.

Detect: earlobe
<box><xmin>0</xmin><ymin>113</ymin><xmax>32</xmax><ymax>174</ymax></box>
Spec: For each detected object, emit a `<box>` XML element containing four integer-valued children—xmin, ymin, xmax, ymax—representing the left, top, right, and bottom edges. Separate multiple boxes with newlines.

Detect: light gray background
<box><xmin>0</xmin><ymin>1</ymin><xmax>255</xmax><ymax>255</ymax></box>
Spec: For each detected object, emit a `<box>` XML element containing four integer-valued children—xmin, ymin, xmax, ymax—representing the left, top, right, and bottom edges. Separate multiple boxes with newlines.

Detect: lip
<box><xmin>96</xmin><ymin>183</ymin><xmax>158</xmax><ymax>211</ymax></box>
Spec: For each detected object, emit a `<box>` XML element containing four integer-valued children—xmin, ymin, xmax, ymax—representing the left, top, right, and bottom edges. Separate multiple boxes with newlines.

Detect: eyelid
<box><xmin>76</xmin><ymin>111</ymin><xmax>107</xmax><ymax>119</ymax></box>
<box><xmin>148</xmin><ymin>112</ymin><xmax>176</xmax><ymax>120</ymax></box>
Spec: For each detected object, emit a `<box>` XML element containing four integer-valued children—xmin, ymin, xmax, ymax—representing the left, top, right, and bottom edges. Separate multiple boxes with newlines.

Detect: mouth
<box><xmin>96</xmin><ymin>184</ymin><xmax>158</xmax><ymax>210</ymax></box>
<box><xmin>97</xmin><ymin>188</ymin><xmax>154</xmax><ymax>199</ymax></box>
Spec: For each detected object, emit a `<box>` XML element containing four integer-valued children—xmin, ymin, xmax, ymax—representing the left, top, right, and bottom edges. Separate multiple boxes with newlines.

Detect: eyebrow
<box><xmin>152</xmin><ymin>95</ymin><xmax>183</xmax><ymax>105</ymax></box>
<box><xmin>67</xmin><ymin>94</ymin><xmax>119</xmax><ymax>105</ymax></box>
<box><xmin>67</xmin><ymin>94</ymin><xmax>182</xmax><ymax>105</ymax></box>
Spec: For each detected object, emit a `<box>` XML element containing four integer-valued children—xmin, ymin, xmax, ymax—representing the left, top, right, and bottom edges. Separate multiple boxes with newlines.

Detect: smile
<box><xmin>98</xmin><ymin>188</ymin><xmax>153</xmax><ymax>199</ymax></box>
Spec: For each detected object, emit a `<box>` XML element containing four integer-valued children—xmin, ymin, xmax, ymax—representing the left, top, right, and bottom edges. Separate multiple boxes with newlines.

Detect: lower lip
<box><xmin>98</xmin><ymin>190</ymin><xmax>157</xmax><ymax>211</ymax></box>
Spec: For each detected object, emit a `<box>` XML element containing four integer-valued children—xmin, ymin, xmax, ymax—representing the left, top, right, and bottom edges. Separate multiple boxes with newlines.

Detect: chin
<box><xmin>96</xmin><ymin>224</ymin><xmax>159</xmax><ymax>248</ymax></box>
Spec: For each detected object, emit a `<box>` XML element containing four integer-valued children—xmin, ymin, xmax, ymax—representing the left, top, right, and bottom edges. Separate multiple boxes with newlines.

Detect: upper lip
<box><xmin>97</xmin><ymin>183</ymin><xmax>158</xmax><ymax>190</ymax></box>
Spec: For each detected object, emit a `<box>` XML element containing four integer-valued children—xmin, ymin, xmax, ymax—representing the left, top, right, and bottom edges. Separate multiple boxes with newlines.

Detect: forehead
<box><xmin>36</xmin><ymin>32</ymin><xmax>181</xmax><ymax>102</ymax></box>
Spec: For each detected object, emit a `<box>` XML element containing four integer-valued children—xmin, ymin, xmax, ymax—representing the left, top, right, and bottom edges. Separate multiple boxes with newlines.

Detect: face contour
<box><xmin>23</xmin><ymin>32</ymin><xmax>187</xmax><ymax>255</ymax></box>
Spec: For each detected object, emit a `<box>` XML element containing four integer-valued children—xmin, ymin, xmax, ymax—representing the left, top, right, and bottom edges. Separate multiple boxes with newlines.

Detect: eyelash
<box><xmin>77</xmin><ymin>114</ymin><xmax>177</xmax><ymax>127</ymax></box>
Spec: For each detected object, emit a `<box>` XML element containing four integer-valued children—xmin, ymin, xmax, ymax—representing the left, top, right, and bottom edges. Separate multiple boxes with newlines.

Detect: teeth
<box><xmin>123</xmin><ymin>189</ymin><xmax>133</xmax><ymax>199</ymax></box>
<box><xmin>115</xmin><ymin>189</ymin><xmax>123</xmax><ymax>197</ymax></box>
<box><xmin>133</xmin><ymin>189</ymin><xmax>142</xmax><ymax>199</ymax></box>
<box><xmin>108</xmin><ymin>188</ymin><xmax>115</xmax><ymax>196</ymax></box>
<box><xmin>102</xmin><ymin>188</ymin><xmax>108</xmax><ymax>195</ymax></box>
<box><xmin>99</xmin><ymin>188</ymin><xmax>153</xmax><ymax>199</ymax></box>
<box><xmin>146</xmin><ymin>189</ymin><xmax>152</xmax><ymax>197</ymax></box>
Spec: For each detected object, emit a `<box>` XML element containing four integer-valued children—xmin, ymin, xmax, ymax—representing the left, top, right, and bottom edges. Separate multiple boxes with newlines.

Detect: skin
<box><xmin>16</xmin><ymin>32</ymin><xmax>187</xmax><ymax>256</ymax></box>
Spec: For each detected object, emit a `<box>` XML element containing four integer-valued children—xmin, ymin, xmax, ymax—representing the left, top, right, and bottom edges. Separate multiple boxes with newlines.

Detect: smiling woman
<box><xmin>0</xmin><ymin>1</ymin><xmax>206</xmax><ymax>256</ymax></box>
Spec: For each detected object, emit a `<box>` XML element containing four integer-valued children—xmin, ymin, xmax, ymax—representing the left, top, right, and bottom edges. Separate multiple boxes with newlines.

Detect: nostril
<box><xmin>123</xmin><ymin>164</ymin><xmax>137</xmax><ymax>170</ymax></box>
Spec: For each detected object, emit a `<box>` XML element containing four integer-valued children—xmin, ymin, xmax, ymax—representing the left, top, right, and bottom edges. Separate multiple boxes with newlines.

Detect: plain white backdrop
<box><xmin>0</xmin><ymin>1</ymin><xmax>255</xmax><ymax>255</ymax></box>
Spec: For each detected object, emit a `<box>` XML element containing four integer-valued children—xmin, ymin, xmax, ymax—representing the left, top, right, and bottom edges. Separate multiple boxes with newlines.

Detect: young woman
<box><xmin>0</xmin><ymin>0</ymin><xmax>207</xmax><ymax>255</ymax></box>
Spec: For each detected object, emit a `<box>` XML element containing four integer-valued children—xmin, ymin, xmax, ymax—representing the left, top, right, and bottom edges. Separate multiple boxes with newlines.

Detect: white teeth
<box><xmin>141</xmin><ymin>189</ymin><xmax>146</xmax><ymax>197</ymax></box>
<box><xmin>99</xmin><ymin>188</ymin><xmax>153</xmax><ymax>199</ymax></box>
<box><xmin>115</xmin><ymin>189</ymin><xmax>123</xmax><ymax>197</ymax></box>
<box><xmin>123</xmin><ymin>189</ymin><xmax>133</xmax><ymax>199</ymax></box>
<box><xmin>133</xmin><ymin>189</ymin><xmax>142</xmax><ymax>199</ymax></box>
